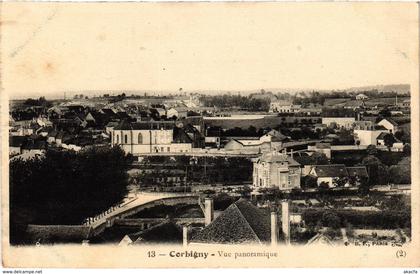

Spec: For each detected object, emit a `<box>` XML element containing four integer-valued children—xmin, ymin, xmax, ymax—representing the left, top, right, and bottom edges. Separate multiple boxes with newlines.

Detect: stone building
<box><xmin>252</xmin><ymin>150</ymin><xmax>301</xmax><ymax>190</ymax></box>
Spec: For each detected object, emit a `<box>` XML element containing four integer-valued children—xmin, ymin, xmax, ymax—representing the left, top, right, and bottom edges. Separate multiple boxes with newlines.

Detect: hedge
<box><xmin>302</xmin><ymin>209</ymin><xmax>410</xmax><ymax>229</ymax></box>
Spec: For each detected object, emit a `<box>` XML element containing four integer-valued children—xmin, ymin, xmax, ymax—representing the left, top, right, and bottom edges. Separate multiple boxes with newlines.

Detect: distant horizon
<box><xmin>8</xmin><ymin>83</ymin><xmax>411</xmax><ymax>100</ymax></box>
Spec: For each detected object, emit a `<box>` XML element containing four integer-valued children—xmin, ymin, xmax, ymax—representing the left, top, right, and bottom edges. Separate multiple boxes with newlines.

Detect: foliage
<box><xmin>360</xmin><ymin>155</ymin><xmax>389</xmax><ymax>185</ymax></box>
<box><xmin>23</xmin><ymin>97</ymin><xmax>52</xmax><ymax>108</ymax></box>
<box><xmin>321</xmin><ymin>211</ymin><xmax>341</xmax><ymax>229</ymax></box>
<box><xmin>388</xmin><ymin>157</ymin><xmax>411</xmax><ymax>185</ymax></box>
<box><xmin>10</xmin><ymin>147</ymin><xmax>132</xmax><ymax>235</ymax></box>
<box><xmin>303</xmin><ymin>209</ymin><xmax>410</xmax><ymax>229</ymax></box>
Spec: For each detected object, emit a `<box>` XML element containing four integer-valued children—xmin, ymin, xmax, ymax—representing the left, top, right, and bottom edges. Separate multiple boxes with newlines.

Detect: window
<box><xmin>167</xmin><ymin>147</ymin><xmax>170</xmax><ymax>152</ymax></box>
<box><xmin>138</xmin><ymin>133</ymin><xmax>143</xmax><ymax>144</ymax></box>
<box><xmin>116</xmin><ymin>135</ymin><xmax>119</xmax><ymax>144</ymax></box>
<box><xmin>124</xmin><ymin>135</ymin><xmax>128</xmax><ymax>144</ymax></box>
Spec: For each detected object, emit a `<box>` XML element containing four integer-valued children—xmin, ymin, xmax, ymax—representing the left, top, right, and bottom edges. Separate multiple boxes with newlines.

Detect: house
<box><xmin>166</xmin><ymin>107</ymin><xmax>188</xmax><ymax>119</ymax></box>
<box><xmin>309</xmin><ymin>164</ymin><xmax>349</xmax><ymax>188</ymax></box>
<box><xmin>353</xmin><ymin>128</ymin><xmax>389</xmax><ymax>146</ymax></box>
<box><xmin>306</xmin><ymin>233</ymin><xmax>335</xmax><ymax>246</ymax></box>
<box><xmin>189</xmin><ymin>199</ymin><xmax>271</xmax><ymax>245</ymax></box>
<box><xmin>9</xmin><ymin>136</ymin><xmax>26</xmax><ymax>155</ymax></box>
<box><xmin>377</xmin><ymin>118</ymin><xmax>399</xmax><ymax>133</ymax></box>
<box><xmin>253</xmin><ymin>150</ymin><xmax>301</xmax><ymax>190</ymax></box>
<box><xmin>120</xmin><ymin>222</ymin><xmax>183</xmax><ymax>246</ymax></box>
<box><xmin>299</xmin><ymin>104</ymin><xmax>323</xmax><ymax>115</ymax></box>
<box><xmin>111</xmin><ymin>121</ymin><xmax>192</xmax><ymax>155</ymax></box>
<box><xmin>356</xmin><ymin>94</ymin><xmax>369</xmax><ymax>100</ymax></box>
<box><xmin>269</xmin><ymin>100</ymin><xmax>294</xmax><ymax>113</ymax></box>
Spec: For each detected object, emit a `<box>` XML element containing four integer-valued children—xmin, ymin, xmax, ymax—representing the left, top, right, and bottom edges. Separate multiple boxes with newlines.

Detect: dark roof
<box><xmin>173</xmin><ymin>127</ymin><xmax>193</xmax><ymax>143</ymax></box>
<box><xmin>191</xmin><ymin>199</ymin><xmax>270</xmax><ymax>244</ymax></box>
<box><xmin>346</xmin><ymin>166</ymin><xmax>369</xmax><ymax>178</ymax></box>
<box><xmin>382</xmin><ymin>118</ymin><xmax>398</xmax><ymax>126</ymax></box>
<box><xmin>293</xmin><ymin>155</ymin><xmax>313</xmax><ymax>166</ymax></box>
<box><xmin>312</xmin><ymin>164</ymin><xmax>348</xmax><ymax>178</ymax></box>
<box><xmin>9</xmin><ymin>136</ymin><xmax>26</xmax><ymax>147</ymax></box>
<box><xmin>131</xmin><ymin>221</ymin><xmax>182</xmax><ymax>244</ymax></box>
<box><xmin>376</xmin><ymin>132</ymin><xmax>388</xmax><ymax>140</ymax></box>
<box><xmin>25</xmin><ymin>225</ymin><xmax>91</xmax><ymax>244</ymax></box>
<box><xmin>114</xmin><ymin>121</ymin><xmax>175</xmax><ymax>130</ymax></box>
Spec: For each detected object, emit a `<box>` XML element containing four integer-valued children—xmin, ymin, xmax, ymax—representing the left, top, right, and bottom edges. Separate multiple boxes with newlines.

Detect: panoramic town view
<box><xmin>9</xmin><ymin>85</ymin><xmax>411</xmax><ymax>246</ymax></box>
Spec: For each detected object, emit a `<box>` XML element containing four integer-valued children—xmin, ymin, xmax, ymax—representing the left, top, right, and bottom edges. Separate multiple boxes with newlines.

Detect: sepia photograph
<box><xmin>1</xmin><ymin>1</ymin><xmax>419</xmax><ymax>269</ymax></box>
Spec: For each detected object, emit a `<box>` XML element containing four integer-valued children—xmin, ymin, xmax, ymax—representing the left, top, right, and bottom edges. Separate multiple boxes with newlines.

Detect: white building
<box><xmin>322</xmin><ymin>117</ymin><xmax>356</xmax><ymax>129</ymax></box>
<box><xmin>253</xmin><ymin>151</ymin><xmax>301</xmax><ymax>190</ymax></box>
<box><xmin>111</xmin><ymin>121</ymin><xmax>192</xmax><ymax>155</ymax></box>
<box><xmin>269</xmin><ymin>100</ymin><xmax>301</xmax><ymax>113</ymax></box>
<box><xmin>356</xmin><ymin>94</ymin><xmax>369</xmax><ymax>100</ymax></box>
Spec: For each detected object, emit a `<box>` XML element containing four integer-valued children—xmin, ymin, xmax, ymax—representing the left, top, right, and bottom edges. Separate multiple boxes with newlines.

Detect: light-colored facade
<box><xmin>253</xmin><ymin>151</ymin><xmax>301</xmax><ymax>190</ymax></box>
<box><xmin>111</xmin><ymin>122</ymin><xmax>192</xmax><ymax>154</ymax></box>
<box><xmin>322</xmin><ymin>117</ymin><xmax>356</xmax><ymax>129</ymax></box>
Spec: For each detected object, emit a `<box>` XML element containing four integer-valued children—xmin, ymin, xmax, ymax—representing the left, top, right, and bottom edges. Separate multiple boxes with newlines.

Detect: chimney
<box><xmin>182</xmin><ymin>225</ymin><xmax>190</xmax><ymax>247</ymax></box>
<box><xmin>290</xmin><ymin>149</ymin><xmax>294</xmax><ymax>159</ymax></box>
<box><xmin>270</xmin><ymin>211</ymin><xmax>279</xmax><ymax>246</ymax></box>
<box><xmin>204</xmin><ymin>198</ymin><xmax>214</xmax><ymax>226</ymax></box>
<box><xmin>281</xmin><ymin>200</ymin><xmax>290</xmax><ymax>245</ymax></box>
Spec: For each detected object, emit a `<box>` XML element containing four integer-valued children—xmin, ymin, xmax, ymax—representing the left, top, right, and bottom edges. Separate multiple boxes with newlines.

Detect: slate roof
<box><xmin>376</xmin><ymin>132</ymin><xmax>388</xmax><ymax>140</ymax></box>
<box><xmin>131</xmin><ymin>221</ymin><xmax>183</xmax><ymax>244</ymax></box>
<box><xmin>346</xmin><ymin>166</ymin><xmax>369</xmax><ymax>178</ymax></box>
<box><xmin>259</xmin><ymin>152</ymin><xmax>301</xmax><ymax>166</ymax></box>
<box><xmin>306</xmin><ymin>233</ymin><xmax>334</xmax><ymax>246</ymax></box>
<box><xmin>191</xmin><ymin>199</ymin><xmax>271</xmax><ymax>244</ymax></box>
<box><xmin>312</xmin><ymin>164</ymin><xmax>348</xmax><ymax>178</ymax></box>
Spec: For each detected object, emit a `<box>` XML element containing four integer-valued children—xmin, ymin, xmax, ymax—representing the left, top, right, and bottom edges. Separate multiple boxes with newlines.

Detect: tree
<box><xmin>309</xmin><ymin>152</ymin><xmax>329</xmax><ymax>165</ymax></box>
<box><xmin>10</xmin><ymin>147</ymin><xmax>132</xmax><ymax>244</ymax></box>
<box><xmin>321</xmin><ymin>211</ymin><xmax>341</xmax><ymax>229</ymax></box>
<box><xmin>366</xmin><ymin>144</ymin><xmax>378</xmax><ymax>156</ymax></box>
<box><xmin>383</xmin><ymin>134</ymin><xmax>396</xmax><ymax>151</ymax></box>
<box><xmin>361</xmin><ymin>155</ymin><xmax>389</xmax><ymax>185</ymax></box>
<box><xmin>389</xmin><ymin>157</ymin><xmax>411</xmax><ymax>185</ymax></box>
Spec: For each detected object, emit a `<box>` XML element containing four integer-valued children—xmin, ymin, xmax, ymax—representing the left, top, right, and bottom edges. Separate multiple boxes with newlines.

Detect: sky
<box><xmin>1</xmin><ymin>2</ymin><xmax>418</xmax><ymax>99</ymax></box>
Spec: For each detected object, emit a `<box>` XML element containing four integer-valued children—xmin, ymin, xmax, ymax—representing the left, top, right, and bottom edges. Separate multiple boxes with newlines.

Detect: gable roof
<box><xmin>381</xmin><ymin>118</ymin><xmax>398</xmax><ymax>126</ymax></box>
<box><xmin>306</xmin><ymin>233</ymin><xmax>334</xmax><ymax>246</ymax></box>
<box><xmin>191</xmin><ymin>199</ymin><xmax>270</xmax><ymax>244</ymax></box>
<box><xmin>311</xmin><ymin>164</ymin><xmax>348</xmax><ymax>178</ymax></box>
